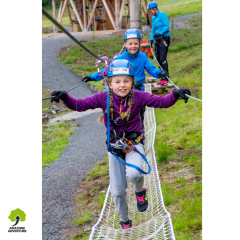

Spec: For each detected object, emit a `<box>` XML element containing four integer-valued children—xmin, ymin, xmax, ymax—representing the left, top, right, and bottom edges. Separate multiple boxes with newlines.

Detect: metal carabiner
<box><xmin>95</xmin><ymin>56</ymin><xmax>110</xmax><ymax>77</ymax></box>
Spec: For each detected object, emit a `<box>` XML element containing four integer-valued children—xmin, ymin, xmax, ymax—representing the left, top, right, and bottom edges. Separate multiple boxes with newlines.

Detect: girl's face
<box><xmin>124</xmin><ymin>38</ymin><xmax>140</xmax><ymax>55</ymax></box>
<box><xmin>109</xmin><ymin>75</ymin><xmax>133</xmax><ymax>97</ymax></box>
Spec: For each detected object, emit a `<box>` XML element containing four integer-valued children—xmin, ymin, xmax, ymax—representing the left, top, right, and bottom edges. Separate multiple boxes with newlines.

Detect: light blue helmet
<box><xmin>124</xmin><ymin>29</ymin><xmax>141</xmax><ymax>40</ymax></box>
<box><xmin>107</xmin><ymin>59</ymin><xmax>134</xmax><ymax>77</ymax></box>
<box><xmin>147</xmin><ymin>1</ymin><xmax>158</xmax><ymax>10</ymax></box>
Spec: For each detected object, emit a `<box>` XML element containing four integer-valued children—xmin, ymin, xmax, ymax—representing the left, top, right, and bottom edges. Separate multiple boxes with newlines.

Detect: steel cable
<box><xmin>142</xmin><ymin>34</ymin><xmax>202</xmax><ymax>103</ymax></box>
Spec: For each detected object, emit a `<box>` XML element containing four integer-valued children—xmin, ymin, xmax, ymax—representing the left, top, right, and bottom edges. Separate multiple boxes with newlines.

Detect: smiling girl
<box><xmin>51</xmin><ymin>59</ymin><xmax>191</xmax><ymax>229</ymax></box>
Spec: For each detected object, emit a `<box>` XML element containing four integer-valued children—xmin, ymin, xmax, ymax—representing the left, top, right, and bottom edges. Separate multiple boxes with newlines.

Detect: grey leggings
<box><xmin>108</xmin><ymin>144</ymin><xmax>145</xmax><ymax>222</ymax></box>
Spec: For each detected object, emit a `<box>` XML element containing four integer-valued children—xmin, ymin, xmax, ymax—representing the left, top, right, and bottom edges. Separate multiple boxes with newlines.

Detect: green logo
<box><xmin>8</xmin><ymin>208</ymin><xmax>26</xmax><ymax>226</ymax></box>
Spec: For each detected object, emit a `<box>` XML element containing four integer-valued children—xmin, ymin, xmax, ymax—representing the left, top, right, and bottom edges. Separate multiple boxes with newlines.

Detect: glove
<box><xmin>51</xmin><ymin>91</ymin><xmax>67</xmax><ymax>103</ymax></box>
<box><xmin>150</xmin><ymin>40</ymin><xmax>154</xmax><ymax>48</ymax></box>
<box><xmin>174</xmin><ymin>89</ymin><xmax>191</xmax><ymax>103</ymax></box>
<box><xmin>159</xmin><ymin>71</ymin><xmax>169</xmax><ymax>79</ymax></box>
<box><xmin>149</xmin><ymin>56</ymin><xmax>153</xmax><ymax>59</ymax></box>
<box><xmin>82</xmin><ymin>75</ymin><xmax>91</xmax><ymax>82</ymax></box>
<box><xmin>154</xmin><ymin>33</ymin><xmax>162</xmax><ymax>39</ymax></box>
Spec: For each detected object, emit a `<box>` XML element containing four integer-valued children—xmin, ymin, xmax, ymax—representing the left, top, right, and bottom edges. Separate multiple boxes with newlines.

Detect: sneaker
<box><xmin>157</xmin><ymin>80</ymin><xmax>168</xmax><ymax>85</ymax></box>
<box><xmin>135</xmin><ymin>187</ymin><xmax>148</xmax><ymax>212</ymax></box>
<box><xmin>120</xmin><ymin>219</ymin><xmax>132</xmax><ymax>229</ymax></box>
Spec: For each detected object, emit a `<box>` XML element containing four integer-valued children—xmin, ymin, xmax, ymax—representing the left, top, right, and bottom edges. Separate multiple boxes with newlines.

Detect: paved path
<box><xmin>42</xmin><ymin>31</ymin><xmax>123</xmax><ymax>240</ymax></box>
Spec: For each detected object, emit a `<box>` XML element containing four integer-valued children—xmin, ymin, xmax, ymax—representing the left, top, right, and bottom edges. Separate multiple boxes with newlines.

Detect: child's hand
<box><xmin>154</xmin><ymin>33</ymin><xmax>162</xmax><ymax>39</ymax></box>
<box><xmin>51</xmin><ymin>91</ymin><xmax>66</xmax><ymax>103</ymax></box>
<box><xmin>159</xmin><ymin>71</ymin><xmax>169</xmax><ymax>79</ymax></box>
<box><xmin>174</xmin><ymin>89</ymin><xmax>191</xmax><ymax>103</ymax></box>
<box><xmin>82</xmin><ymin>75</ymin><xmax>91</xmax><ymax>82</ymax></box>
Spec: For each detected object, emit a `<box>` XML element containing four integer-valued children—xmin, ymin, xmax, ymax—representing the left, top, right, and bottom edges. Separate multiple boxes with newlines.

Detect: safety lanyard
<box><xmin>103</xmin><ymin>82</ymin><xmax>151</xmax><ymax>175</ymax></box>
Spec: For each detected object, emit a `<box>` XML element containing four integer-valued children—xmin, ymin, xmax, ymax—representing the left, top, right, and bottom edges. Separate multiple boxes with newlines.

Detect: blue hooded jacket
<box><xmin>90</xmin><ymin>49</ymin><xmax>163</xmax><ymax>91</ymax></box>
<box><xmin>150</xmin><ymin>11</ymin><xmax>170</xmax><ymax>41</ymax></box>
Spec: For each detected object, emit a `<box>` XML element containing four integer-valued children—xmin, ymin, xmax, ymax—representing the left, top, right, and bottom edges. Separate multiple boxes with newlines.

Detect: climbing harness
<box><xmin>101</xmin><ymin>59</ymin><xmax>151</xmax><ymax>174</ymax></box>
<box><xmin>155</xmin><ymin>31</ymin><xmax>170</xmax><ymax>47</ymax></box>
<box><xmin>103</xmin><ymin>80</ymin><xmax>151</xmax><ymax>175</ymax></box>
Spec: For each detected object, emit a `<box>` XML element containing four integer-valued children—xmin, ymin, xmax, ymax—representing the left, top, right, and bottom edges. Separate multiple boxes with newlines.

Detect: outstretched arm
<box><xmin>51</xmin><ymin>91</ymin><xmax>104</xmax><ymax>112</ymax></box>
<box><xmin>138</xmin><ymin>88</ymin><xmax>191</xmax><ymax>109</ymax></box>
<box><xmin>144</xmin><ymin>57</ymin><xmax>163</xmax><ymax>79</ymax></box>
<box><xmin>90</xmin><ymin>69</ymin><xmax>105</xmax><ymax>81</ymax></box>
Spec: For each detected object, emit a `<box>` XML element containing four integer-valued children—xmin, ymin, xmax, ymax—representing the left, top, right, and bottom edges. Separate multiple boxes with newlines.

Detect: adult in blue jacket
<box><xmin>148</xmin><ymin>1</ymin><xmax>170</xmax><ymax>85</ymax></box>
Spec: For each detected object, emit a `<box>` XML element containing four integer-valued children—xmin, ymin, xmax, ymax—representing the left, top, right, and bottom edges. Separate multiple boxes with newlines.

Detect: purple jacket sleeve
<box><xmin>62</xmin><ymin>91</ymin><xmax>105</xmax><ymax>112</ymax></box>
<box><xmin>138</xmin><ymin>89</ymin><xmax>178</xmax><ymax>108</ymax></box>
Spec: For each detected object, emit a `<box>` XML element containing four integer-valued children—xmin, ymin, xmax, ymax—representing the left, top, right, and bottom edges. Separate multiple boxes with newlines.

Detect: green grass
<box><xmin>86</xmin><ymin>157</ymin><xmax>109</xmax><ymax>182</ymax></box>
<box><xmin>160</xmin><ymin>0</ymin><xmax>202</xmax><ymax>18</ymax></box>
<box><xmin>42</xmin><ymin>8</ymin><xmax>72</xmax><ymax>28</ymax></box>
<box><xmin>42</xmin><ymin>122</ymin><xmax>76</xmax><ymax>169</ymax></box>
<box><xmin>72</xmin><ymin>211</ymin><xmax>93</xmax><ymax>226</ymax></box>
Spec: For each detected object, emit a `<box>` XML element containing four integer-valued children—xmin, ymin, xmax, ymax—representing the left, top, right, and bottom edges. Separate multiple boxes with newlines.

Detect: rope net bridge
<box><xmin>89</xmin><ymin>84</ymin><xmax>175</xmax><ymax>240</ymax></box>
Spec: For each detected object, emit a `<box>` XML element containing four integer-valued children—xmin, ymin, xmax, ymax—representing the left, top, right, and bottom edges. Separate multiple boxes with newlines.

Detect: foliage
<box><xmin>42</xmin><ymin>122</ymin><xmax>76</xmax><ymax>169</ymax></box>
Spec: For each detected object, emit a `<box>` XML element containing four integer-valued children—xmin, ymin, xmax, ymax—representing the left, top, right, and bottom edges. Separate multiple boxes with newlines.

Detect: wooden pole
<box><xmin>144</xmin><ymin>0</ymin><xmax>152</xmax><ymax>27</ymax></box>
<box><xmin>142</xmin><ymin>4</ymin><xmax>147</xmax><ymax>19</ymax></box>
<box><xmin>57</xmin><ymin>0</ymin><xmax>63</xmax><ymax>23</ymax></box>
<box><xmin>127</xmin><ymin>0</ymin><xmax>130</xmax><ymax>28</ymax></box>
<box><xmin>83</xmin><ymin>0</ymin><xmax>87</xmax><ymax>31</ymax></box>
<box><xmin>130</xmin><ymin>0</ymin><xmax>142</xmax><ymax>33</ymax></box>
<box><xmin>66</xmin><ymin>3</ymin><xmax>73</xmax><ymax>28</ymax></box>
<box><xmin>87</xmin><ymin>0</ymin><xmax>99</xmax><ymax>31</ymax></box>
<box><xmin>56</xmin><ymin>0</ymin><xmax>68</xmax><ymax>32</ymax></box>
<box><xmin>102</xmin><ymin>0</ymin><xmax>116</xmax><ymax>30</ymax></box>
<box><xmin>118</xmin><ymin>0</ymin><xmax>125</xmax><ymax>29</ymax></box>
<box><xmin>52</xmin><ymin>0</ymin><xmax>56</xmax><ymax>33</ymax></box>
<box><xmin>115</xmin><ymin>0</ymin><xmax>120</xmax><ymax>29</ymax></box>
<box><xmin>69</xmin><ymin>0</ymin><xmax>84</xmax><ymax>31</ymax></box>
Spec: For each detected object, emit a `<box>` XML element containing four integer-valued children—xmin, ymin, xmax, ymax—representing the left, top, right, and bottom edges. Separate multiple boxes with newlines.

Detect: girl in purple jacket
<box><xmin>51</xmin><ymin>59</ymin><xmax>191</xmax><ymax>229</ymax></box>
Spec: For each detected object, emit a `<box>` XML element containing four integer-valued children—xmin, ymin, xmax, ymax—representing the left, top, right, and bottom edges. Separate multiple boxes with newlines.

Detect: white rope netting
<box><xmin>90</xmin><ymin>84</ymin><xmax>175</xmax><ymax>240</ymax></box>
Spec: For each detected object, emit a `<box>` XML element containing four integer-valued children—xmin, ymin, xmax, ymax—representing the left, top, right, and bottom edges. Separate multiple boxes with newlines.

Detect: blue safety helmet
<box><xmin>147</xmin><ymin>1</ymin><xmax>158</xmax><ymax>10</ymax></box>
<box><xmin>107</xmin><ymin>59</ymin><xmax>134</xmax><ymax>77</ymax></box>
<box><xmin>124</xmin><ymin>29</ymin><xmax>141</xmax><ymax>40</ymax></box>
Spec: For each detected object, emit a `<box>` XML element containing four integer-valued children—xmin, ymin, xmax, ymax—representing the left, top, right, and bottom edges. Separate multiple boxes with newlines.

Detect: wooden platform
<box><xmin>144</xmin><ymin>77</ymin><xmax>174</xmax><ymax>95</ymax></box>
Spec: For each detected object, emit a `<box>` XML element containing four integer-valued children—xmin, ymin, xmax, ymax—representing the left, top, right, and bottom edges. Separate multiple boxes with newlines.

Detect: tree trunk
<box><xmin>115</xmin><ymin>0</ymin><xmax>120</xmax><ymax>29</ymax></box>
<box><xmin>129</xmin><ymin>0</ymin><xmax>142</xmax><ymax>33</ymax></box>
<box><xmin>52</xmin><ymin>0</ymin><xmax>56</xmax><ymax>33</ymax></box>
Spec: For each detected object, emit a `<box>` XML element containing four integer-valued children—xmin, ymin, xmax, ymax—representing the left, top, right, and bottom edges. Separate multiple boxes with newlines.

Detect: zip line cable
<box><xmin>142</xmin><ymin>34</ymin><xmax>202</xmax><ymax>103</ymax></box>
<box><xmin>42</xmin><ymin>80</ymin><xmax>87</xmax><ymax>100</ymax></box>
<box><xmin>152</xmin><ymin>50</ymin><xmax>202</xmax><ymax>103</ymax></box>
